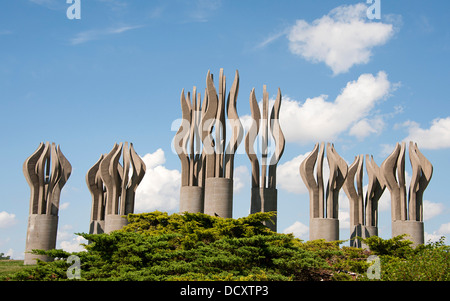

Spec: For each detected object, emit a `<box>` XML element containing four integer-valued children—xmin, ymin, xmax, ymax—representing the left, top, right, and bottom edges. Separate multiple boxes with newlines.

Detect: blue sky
<box><xmin>1</xmin><ymin>0</ymin><xmax>450</xmax><ymax>259</ymax></box>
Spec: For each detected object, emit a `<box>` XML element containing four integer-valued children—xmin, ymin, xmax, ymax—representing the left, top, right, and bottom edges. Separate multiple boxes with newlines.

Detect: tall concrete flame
<box><xmin>381</xmin><ymin>141</ymin><xmax>432</xmax><ymax>246</ymax></box>
<box><xmin>300</xmin><ymin>142</ymin><xmax>348</xmax><ymax>241</ymax></box>
<box><xmin>245</xmin><ymin>85</ymin><xmax>285</xmax><ymax>231</ymax></box>
<box><xmin>175</xmin><ymin>69</ymin><xmax>243</xmax><ymax>218</ymax></box>
<box><xmin>23</xmin><ymin>142</ymin><xmax>71</xmax><ymax>265</ymax></box>
<box><xmin>87</xmin><ymin>142</ymin><xmax>146</xmax><ymax>234</ymax></box>
<box><xmin>343</xmin><ymin>155</ymin><xmax>385</xmax><ymax>247</ymax></box>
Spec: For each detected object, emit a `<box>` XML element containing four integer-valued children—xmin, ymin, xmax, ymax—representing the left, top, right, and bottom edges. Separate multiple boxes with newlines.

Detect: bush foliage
<box><xmin>1</xmin><ymin>211</ymin><xmax>448</xmax><ymax>281</ymax></box>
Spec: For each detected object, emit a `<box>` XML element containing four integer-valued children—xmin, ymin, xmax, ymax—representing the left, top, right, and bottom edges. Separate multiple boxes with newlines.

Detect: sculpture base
<box><xmin>24</xmin><ymin>214</ymin><xmax>58</xmax><ymax>265</ymax></box>
<box><xmin>204</xmin><ymin>178</ymin><xmax>233</xmax><ymax>218</ymax></box>
<box><xmin>179</xmin><ymin>186</ymin><xmax>204</xmax><ymax>213</ymax></box>
<box><xmin>392</xmin><ymin>220</ymin><xmax>424</xmax><ymax>247</ymax></box>
<box><xmin>104</xmin><ymin>215</ymin><xmax>128</xmax><ymax>234</ymax></box>
<box><xmin>309</xmin><ymin>218</ymin><xmax>339</xmax><ymax>241</ymax></box>
<box><xmin>250</xmin><ymin>188</ymin><xmax>277</xmax><ymax>232</ymax></box>
<box><xmin>350</xmin><ymin>224</ymin><xmax>378</xmax><ymax>248</ymax></box>
<box><xmin>89</xmin><ymin>220</ymin><xmax>105</xmax><ymax>235</ymax></box>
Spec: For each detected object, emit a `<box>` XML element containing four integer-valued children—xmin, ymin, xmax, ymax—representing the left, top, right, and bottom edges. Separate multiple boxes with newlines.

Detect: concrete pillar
<box><xmin>392</xmin><ymin>220</ymin><xmax>424</xmax><ymax>247</ymax></box>
<box><xmin>251</xmin><ymin>188</ymin><xmax>277</xmax><ymax>232</ymax></box>
<box><xmin>89</xmin><ymin>220</ymin><xmax>105</xmax><ymax>235</ymax></box>
<box><xmin>24</xmin><ymin>214</ymin><xmax>58</xmax><ymax>265</ymax></box>
<box><xmin>350</xmin><ymin>224</ymin><xmax>378</xmax><ymax>248</ymax></box>
<box><xmin>104</xmin><ymin>214</ymin><xmax>128</xmax><ymax>233</ymax></box>
<box><xmin>204</xmin><ymin>177</ymin><xmax>233</xmax><ymax>218</ymax></box>
<box><xmin>179</xmin><ymin>186</ymin><xmax>204</xmax><ymax>213</ymax></box>
<box><xmin>309</xmin><ymin>218</ymin><xmax>339</xmax><ymax>241</ymax></box>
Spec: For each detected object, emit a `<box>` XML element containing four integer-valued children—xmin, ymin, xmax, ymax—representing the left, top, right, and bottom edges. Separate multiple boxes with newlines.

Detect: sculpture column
<box><xmin>86</xmin><ymin>155</ymin><xmax>105</xmax><ymax>234</ymax></box>
<box><xmin>201</xmin><ymin>69</ymin><xmax>243</xmax><ymax>218</ymax></box>
<box><xmin>175</xmin><ymin>86</ymin><xmax>205</xmax><ymax>214</ymax></box>
<box><xmin>300</xmin><ymin>142</ymin><xmax>347</xmax><ymax>241</ymax></box>
<box><xmin>343</xmin><ymin>155</ymin><xmax>385</xmax><ymax>247</ymax></box>
<box><xmin>381</xmin><ymin>142</ymin><xmax>432</xmax><ymax>246</ymax></box>
<box><xmin>245</xmin><ymin>86</ymin><xmax>285</xmax><ymax>231</ymax></box>
<box><xmin>23</xmin><ymin>142</ymin><xmax>72</xmax><ymax>265</ymax></box>
<box><xmin>93</xmin><ymin>142</ymin><xmax>146</xmax><ymax>234</ymax></box>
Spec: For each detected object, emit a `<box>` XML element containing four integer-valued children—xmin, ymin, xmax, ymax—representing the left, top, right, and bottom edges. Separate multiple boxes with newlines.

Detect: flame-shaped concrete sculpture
<box><xmin>343</xmin><ymin>155</ymin><xmax>385</xmax><ymax>247</ymax></box>
<box><xmin>175</xmin><ymin>69</ymin><xmax>243</xmax><ymax>218</ymax></box>
<box><xmin>23</xmin><ymin>142</ymin><xmax>72</xmax><ymax>265</ymax></box>
<box><xmin>245</xmin><ymin>85</ymin><xmax>285</xmax><ymax>231</ymax></box>
<box><xmin>300</xmin><ymin>142</ymin><xmax>348</xmax><ymax>241</ymax></box>
<box><xmin>381</xmin><ymin>141</ymin><xmax>432</xmax><ymax>246</ymax></box>
<box><xmin>87</xmin><ymin>142</ymin><xmax>146</xmax><ymax>234</ymax></box>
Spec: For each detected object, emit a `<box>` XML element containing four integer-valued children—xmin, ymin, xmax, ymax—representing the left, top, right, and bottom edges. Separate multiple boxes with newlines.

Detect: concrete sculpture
<box><xmin>245</xmin><ymin>85</ymin><xmax>285</xmax><ymax>231</ymax></box>
<box><xmin>381</xmin><ymin>141</ymin><xmax>432</xmax><ymax>246</ymax></box>
<box><xmin>343</xmin><ymin>155</ymin><xmax>385</xmax><ymax>247</ymax></box>
<box><xmin>173</xmin><ymin>69</ymin><xmax>244</xmax><ymax>218</ymax></box>
<box><xmin>175</xmin><ymin>85</ymin><xmax>206</xmax><ymax>213</ymax></box>
<box><xmin>300</xmin><ymin>142</ymin><xmax>348</xmax><ymax>241</ymax></box>
<box><xmin>202</xmin><ymin>69</ymin><xmax>243</xmax><ymax>218</ymax></box>
<box><xmin>23</xmin><ymin>142</ymin><xmax>72</xmax><ymax>265</ymax></box>
<box><xmin>87</xmin><ymin>142</ymin><xmax>146</xmax><ymax>234</ymax></box>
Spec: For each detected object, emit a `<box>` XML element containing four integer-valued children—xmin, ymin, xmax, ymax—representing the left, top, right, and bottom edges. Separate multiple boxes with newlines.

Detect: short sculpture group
<box><xmin>300</xmin><ymin>141</ymin><xmax>433</xmax><ymax>247</ymax></box>
<box><xmin>23</xmin><ymin>141</ymin><xmax>146</xmax><ymax>264</ymax></box>
<box><xmin>86</xmin><ymin>142</ymin><xmax>146</xmax><ymax>235</ymax></box>
<box><xmin>22</xmin><ymin>68</ymin><xmax>433</xmax><ymax>265</ymax></box>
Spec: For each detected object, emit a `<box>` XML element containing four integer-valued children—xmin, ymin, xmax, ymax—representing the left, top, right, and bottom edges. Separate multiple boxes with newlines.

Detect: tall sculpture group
<box><xmin>174</xmin><ymin>68</ymin><xmax>285</xmax><ymax>229</ymax></box>
<box><xmin>22</xmin><ymin>68</ymin><xmax>433</xmax><ymax>265</ymax></box>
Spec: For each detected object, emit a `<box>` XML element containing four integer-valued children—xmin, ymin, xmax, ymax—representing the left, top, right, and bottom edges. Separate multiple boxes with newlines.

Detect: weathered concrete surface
<box><xmin>392</xmin><ymin>220</ymin><xmax>424</xmax><ymax>247</ymax></box>
<box><xmin>309</xmin><ymin>218</ymin><xmax>339</xmax><ymax>241</ymax></box>
<box><xmin>251</xmin><ymin>187</ymin><xmax>277</xmax><ymax>232</ymax></box>
<box><xmin>204</xmin><ymin>177</ymin><xmax>233</xmax><ymax>218</ymax></box>
<box><xmin>179</xmin><ymin>186</ymin><xmax>204</xmax><ymax>213</ymax></box>
<box><xmin>24</xmin><ymin>214</ymin><xmax>58</xmax><ymax>265</ymax></box>
<box><xmin>104</xmin><ymin>214</ymin><xmax>128</xmax><ymax>233</ymax></box>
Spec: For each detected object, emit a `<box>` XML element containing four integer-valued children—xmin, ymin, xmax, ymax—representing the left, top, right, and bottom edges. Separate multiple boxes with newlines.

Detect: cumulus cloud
<box><xmin>283</xmin><ymin>221</ymin><xmax>309</xmax><ymax>240</ymax></box>
<box><xmin>402</xmin><ymin>117</ymin><xmax>450</xmax><ymax>149</ymax></box>
<box><xmin>0</xmin><ymin>212</ymin><xmax>17</xmax><ymax>229</ymax></box>
<box><xmin>423</xmin><ymin>200</ymin><xmax>445</xmax><ymax>221</ymax></box>
<box><xmin>288</xmin><ymin>3</ymin><xmax>394</xmax><ymax>74</ymax></box>
<box><xmin>349</xmin><ymin>117</ymin><xmax>385</xmax><ymax>140</ymax></box>
<box><xmin>233</xmin><ymin>165</ymin><xmax>250</xmax><ymax>194</ymax></box>
<box><xmin>277</xmin><ymin>153</ymin><xmax>308</xmax><ymax>194</ymax></box>
<box><xmin>277</xmin><ymin>151</ymin><xmax>331</xmax><ymax>195</ymax></box>
<box><xmin>135</xmin><ymin>149</ymin><xmax>181</xmax><ymax>213</ymax></box>
<box><xmin>279</xmin><ymin>71</ymin><xmax>392</xmax><ymax>144</ymax></box>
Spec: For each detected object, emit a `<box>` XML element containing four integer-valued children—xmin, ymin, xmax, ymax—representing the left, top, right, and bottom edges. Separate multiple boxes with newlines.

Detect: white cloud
<box><xmin>402</xmin><ymin>117</ymin><xmax>450</xmax><ymax>149</ymax></box>
<box><xmin>349</xmin><ymin>117</ymin><xmax>385</xmax><ymax>140</ymax></box>
<box><xmin>423</xmin><ymin>200</ymin><xmax>445</xmax><ymax>221</ymax></box>
<box><xmin>233</xmin><ymin>165</ymin><xmax>249</xmax><ymax>194</ymax></box>
<box><xmin>0</xmin><ymin>212</ymin><xmax>17</xmax><ymax>229</ymax></box>
<box><xmin>70</xmin><ymin>25</ymin><xmax>143</xmax><ymax>45</ymax></box>
<box><xmin>60</xmin><ymin>202</ymin><xmax>70</xmax><ymax>210</ymax></box>
<box><xmin>283</xmin><ymin>221</ymin><xmax>309</xmax><ymax>240</ymax></box>
<box><xmin>59</xmin><ymin>235</ymin><xmax>87</xmax><ymax>253</ymax></box>
<box><xmin>57</xmin><ymin>225</ymin><xmax>88</xmax><ymax>253</ymax></box>
<box><xmin>288</xmin><ymin>3</ymin><xmax>394</xmax><ymax>74</ymax></box>
<box><xmin>277</xmin><ymin>153</ymin><xmax>308</xmax><ymax>194</ymax></box>
<box><xmin>437</xmin><ymin>222</ymin><xmax>450</xmax><ymax>235</ymax></box>
<box><xmin>279</xmin><ymin>71</ymin><xmax>392</xmax><ymax>144</ymax></box>
<box><xmin>135</xmin><ymin>149</ymin><xmax>181</xmax><ymax>213</ymax></box>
